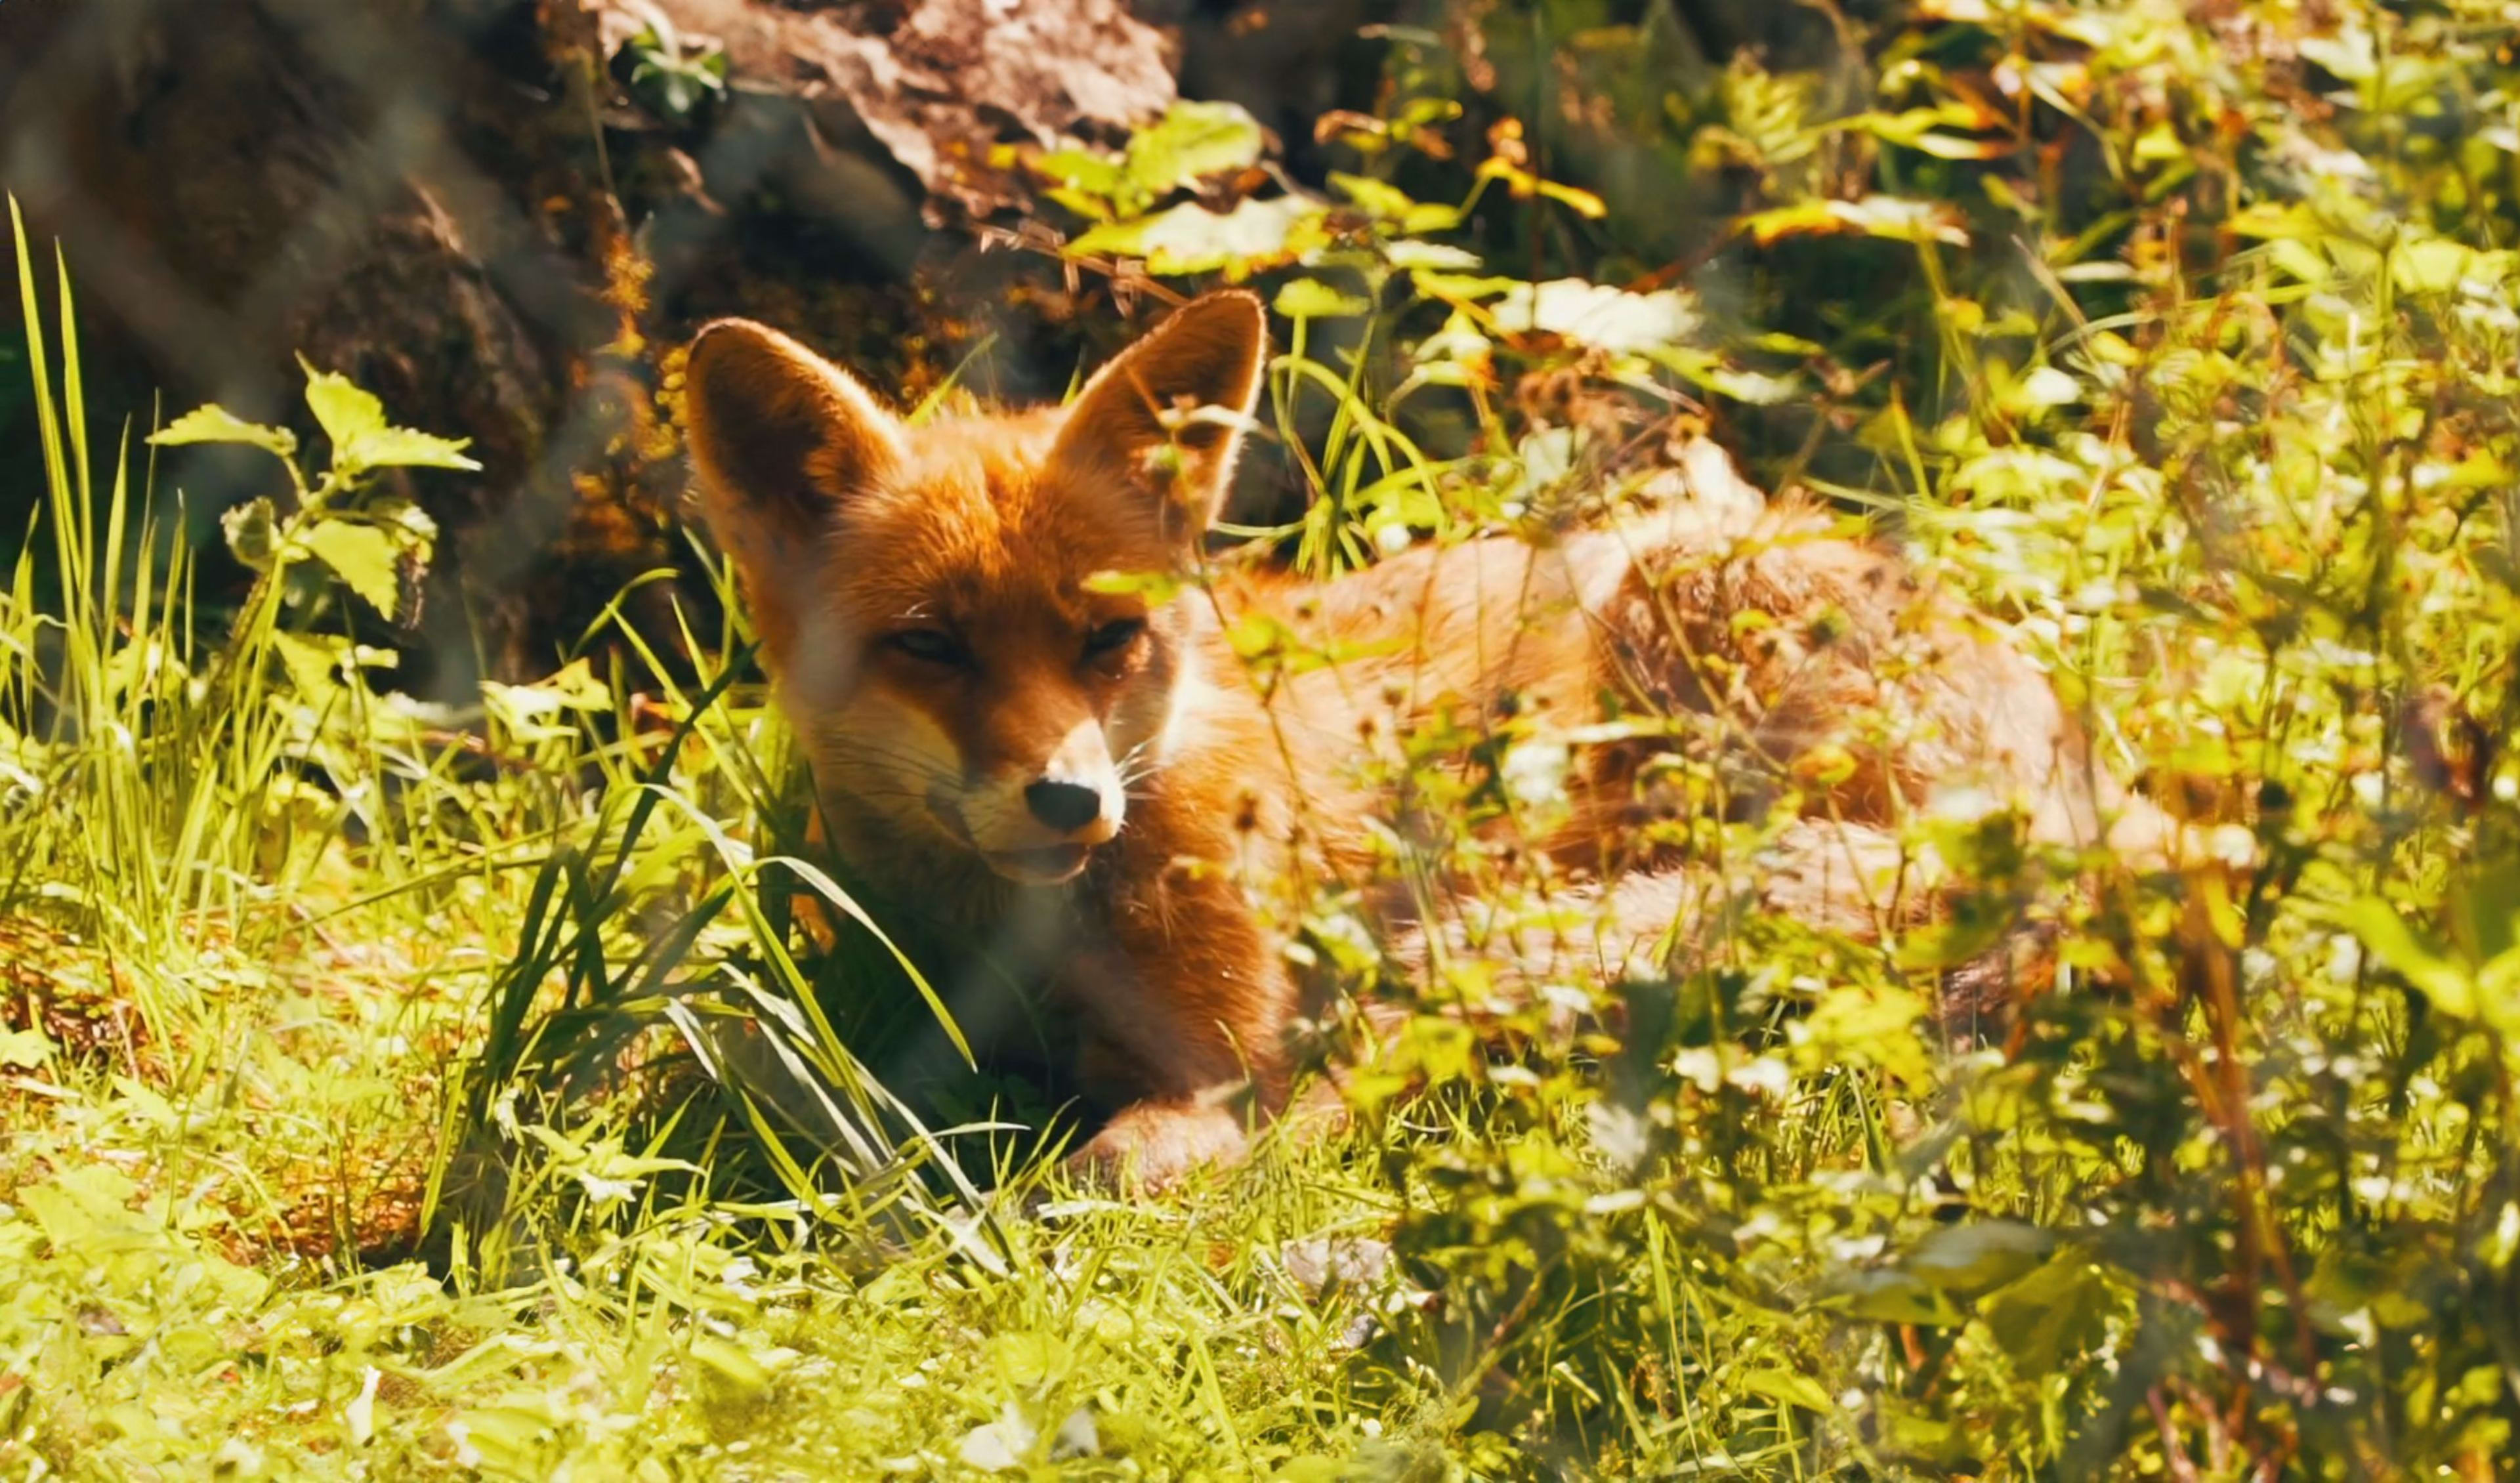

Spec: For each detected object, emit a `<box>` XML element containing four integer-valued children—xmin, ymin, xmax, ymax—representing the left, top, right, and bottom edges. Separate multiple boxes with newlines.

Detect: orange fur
<box><xmin>684</xmin><ymin>291</ymin><xmax>2165</xmax><ymax>1192</ymax></box>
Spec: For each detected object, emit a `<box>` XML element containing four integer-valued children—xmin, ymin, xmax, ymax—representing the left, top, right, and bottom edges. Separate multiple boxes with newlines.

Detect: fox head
<box><xmin>682</xmin><ymin>291</ymin><xmax>1269</xmax><ymax>886</ymax></box>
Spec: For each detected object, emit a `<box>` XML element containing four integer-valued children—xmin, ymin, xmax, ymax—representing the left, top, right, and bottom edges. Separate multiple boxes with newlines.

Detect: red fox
<box><xmin>682</xmin><ymin>290</ymin><xmax>2166</xmax><ymax>1190</ymax></box>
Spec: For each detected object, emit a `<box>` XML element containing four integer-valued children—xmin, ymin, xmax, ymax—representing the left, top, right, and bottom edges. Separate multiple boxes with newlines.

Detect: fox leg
<box><xmin>1057</xmin><ymin>848</ymin><xmax>1301</xmax><ymax>1192</ymax></box>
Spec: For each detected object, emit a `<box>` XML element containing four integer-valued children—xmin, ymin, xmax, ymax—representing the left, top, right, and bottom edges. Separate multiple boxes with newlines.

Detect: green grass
<box><xmin>9</xmin><ymin>0</ymin><xmax>2520</xmax><ymax>1476</ymax></box>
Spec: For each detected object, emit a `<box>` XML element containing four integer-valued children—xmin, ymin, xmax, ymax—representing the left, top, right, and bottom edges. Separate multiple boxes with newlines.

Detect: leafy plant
<box><xmin>620</xmin><ymin>18</ymin><xmax>729</xmax><ymax>126</ymax></box>
<box><xmin>156</xmin><ymin>358</ymin><xmax>467</xmax><ymax>633</ymax></box>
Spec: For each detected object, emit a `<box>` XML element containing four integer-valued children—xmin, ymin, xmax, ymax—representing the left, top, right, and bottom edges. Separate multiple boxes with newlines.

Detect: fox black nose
<box><xmin>1024</xmin><ymin>780</ymin><xmax>1104</xmax><ymax>833</ymax></box>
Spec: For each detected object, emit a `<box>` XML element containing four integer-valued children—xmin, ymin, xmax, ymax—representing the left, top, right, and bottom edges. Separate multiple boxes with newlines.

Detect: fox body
<box><xmin>683</xmin><ymin>291</ymin><xmax>2146</xmax><ymax>1189</ymax></box>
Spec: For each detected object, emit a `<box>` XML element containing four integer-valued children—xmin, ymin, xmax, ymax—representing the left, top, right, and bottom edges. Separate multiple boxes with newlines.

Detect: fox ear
<box><xmin>683</xmin><ymin>320</ymin><xmax>901</xmax><ymax>650</ymax></box>
<box><xmin>1049</xmin><ymin>289</ymin><xmax>1269</xmax><ymax>543</ymax></box>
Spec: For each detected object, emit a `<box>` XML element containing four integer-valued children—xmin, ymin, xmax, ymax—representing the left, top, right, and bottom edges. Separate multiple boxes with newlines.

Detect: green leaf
<box><xmin>1902</xmin><ymin>1221</ymin><xmax>2057</xmax><ymax>1294</ymax></box>
<box><xmin>299</xmin><ymin>520</ymin><xmax>404</xmax><ymax>617</ymax></box>
<box><xmin>1034</xmin><ymin>148</ymin><xmax>1124</xmax><ymax>196</ymax></box>
<box><xmin>988</xmin><ymin>1331</ymin><xmax>1072</xmax><ymax>1390</ymax></box>
<box><xmin>1980</xmin><ymin>1252</ymin><xmax>2118</xmax><ymax>1374</ymax></box>
<box><xmin>340</xmin><ymin>425</ymin><xmax>482</xmax><ymax>472</ymax></box>
<box><xmin>1740</xmin><ymin>196</ymin><xmax>1970</xmax><ymax>248</ymax></box>
<box><xmin>2298</xmin><ymin>29</ymin><xmax>2377</xmax><ymax>83</ymax></box>
<box><xmin>2452</xmin><ymin>864</ymin><xmax>2520</xmax><ymax>966</ymax></box>
<box><xmin>1274</xmin><ymin>278</ymin><xmax>1372</xmax><ymax>320</ymax></box>
<box><xmin>1383</xmin><ymin>240</ymin><xmax>1482</xmax><ymax>271</ymax></box>
<box><xmin>1082</xmin><ymin>567</ymin><xmax>1186</xmax><ymax>603</ymax></box>
<box><xmin>1738</xmin><ymin>1366</ymin><xmax>1838</xmax><ymax>1414</ymax></box>
<box><xmin>1696</xmin><ymin>364</ymin><xmax>1803</xmax><ymax>404</ymax></box>
<box><xmin>2130</xmin><ymin>121</ymin><xmax>2187</xmax><ymax>167</ymax></box>
<box><xmin>1068</xmin><ymin>196</ymin><xmax>1325</xmax><ymax>278</ymax></box>
<box><xmin>150</xmin><ymin>404</ymin><xmax>298</xmax><ymax>462</ymax></box>
<box><xmin>1489</xmin><ymin>279</ymin><xmax>1700</xmax><ymax>354</ymax></box>
<box><xmin>958</xmin><ymin>1402</ymin><xmax>1039</xmax><ymax>1471</ymax></box>
<box><xmin>303</xmin><ymin>360</ymin><xmax>481</xmax><ymax>474</ymax></box>
<box><xmin>2392</xmin><ymin>239</ymin><xmax>2475</xmax><ymax>297</ymax></box>
<box><xmin>2015</xmin><ymin>366</ymin><xmax>2081</xmax><ymax>408</ymax></box>
<box><xmin>1121</xmin><ymin>100</ymin><xmax>1265</xmax><ymax>211</ymax></box>
<box><xmin>1476</xmin><ymin>156</ymin><xmax>1608</xmax><ymax>218</ymax></box>
<box><xmin>1329</xmin><ymin>171</ymin><xmax>1462</xmax><ymax>233</ymax></box>
<box><xmin>481</xmin><ymin>659</ymin><xmax>616</xmax><ymax>738</ymax></box>
<box><xmin>1798</xmin><ymin>984</ymin><xmax>1933</xmax><ymax>1085</ymax></box>
<box><xmin>368</xmin><ymin>495</ymin><xmax>441</xmax><ymax>573</ymax></box>
<box><xmin>270</xmin><ymin>631</ymin><xmax>352</xmax><ymax>701</ymax></box>
<box><xmin>0</xmin><ymin>1028</ymin><xmax>51</xmax><ymax>1069</ymax></box>
<box><xmin>19</xmin><ymin>1164</ymin><xmax>143</xmax><ymax>1248</ymax></box>
<box><xmin>1033</xmin><ymin>148</ymin><xmax>1125</xmax><ymax>219</ymax></box>
<box><xmin>688</xmin><ymin>1333</ymin><xmax>775</xmax><ymax>1402</ymax></box>
<box><xmin>2339</xmin><ymin>896</ymin><xmax>2476</xmax><ymax>1018</ymax></box>
<box><xmin>221</xmin><ymin>497</ymin><xmax>281</xmax><ymax>572</ymax></box>
<box><xmin>1910</xmin><ymin>131</ymin><xmax>2011</xmax><ymax>160</ymax></box>
<box><xmin>304</xmin><ymin>362</ymin><xmax>388</xmax><ymax>454</ymax></box>
<box><xmin>1401</xmin><ymin>203</ymin><xmax>1464</xmax><ymax>235</ymax></box>
<box><xmin>2224</xmin><ymin>201</ymin><xmax>2322</xmax><ymax>240</ymax></box>
<box><xmin>444</xmin><ymin>1405</ymin><xmax>562</xmax><ymax>1475</ymax></box>
<box><xmin>1828</xmin><ymin>1267</ymin><xmax>1965</xmax><ymax>1326</ymax></box>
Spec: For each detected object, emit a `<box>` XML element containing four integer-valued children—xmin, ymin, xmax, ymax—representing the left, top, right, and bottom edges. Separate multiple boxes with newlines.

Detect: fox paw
<box><xmin>1064</xmin><ymin>1100</ymin><xmax>1251</xmax><ymax>1195</ymax></box>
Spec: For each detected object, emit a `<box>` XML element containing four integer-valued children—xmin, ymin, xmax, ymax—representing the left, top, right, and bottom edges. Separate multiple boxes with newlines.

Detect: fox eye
<box><xmin>1084</xmin><ymin>617</ymin><xmax>1146</xmax><ymax>660</ymax></box>
<box><xmin>885</xmin><ymin>628</ymin><xmax>969</xmax><ymax>667</ymax></box>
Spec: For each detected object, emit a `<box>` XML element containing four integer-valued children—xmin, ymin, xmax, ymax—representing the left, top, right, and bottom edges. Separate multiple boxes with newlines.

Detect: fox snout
<box><xmin>926</xmin><ymin>717</ymin><xmax>1125</xmax><ymax>885</ymax></box>
<box><xmin>1024</xmin><ymin>779</ymin><xmax>1105</xmax><ymax>833</ymax></box>
<box><xmin>1007</xmin><ymin>721</ymin><xmax>1124</xmax><ymax>842</ymax></box>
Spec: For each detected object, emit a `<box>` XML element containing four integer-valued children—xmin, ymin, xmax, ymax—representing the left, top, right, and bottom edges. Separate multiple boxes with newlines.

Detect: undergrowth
<box><xmin>6</xmin><ymin>0</ymin><xmax>2520</xmax><ymax>1477</ymax></box>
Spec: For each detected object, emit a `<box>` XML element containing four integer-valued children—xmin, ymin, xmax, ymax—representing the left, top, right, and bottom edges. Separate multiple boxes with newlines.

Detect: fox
<box><xmin>681</xmin><ymin>289</ymin><xmax>2170</xmax><ymax>1192</ymax></box>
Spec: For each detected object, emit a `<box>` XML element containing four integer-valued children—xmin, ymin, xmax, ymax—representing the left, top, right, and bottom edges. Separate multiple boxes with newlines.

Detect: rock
<box><xmin>608</xmin><ymin>0</ymin><xmax>1177</xmax><ymax>220</ymax></box>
